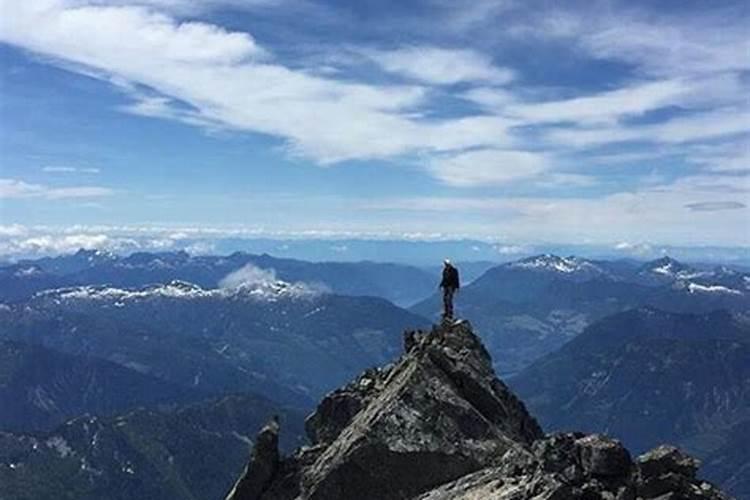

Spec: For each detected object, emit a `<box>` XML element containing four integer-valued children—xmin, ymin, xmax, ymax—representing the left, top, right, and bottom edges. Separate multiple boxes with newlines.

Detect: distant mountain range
<box><xmin>0</xmin><ymin>393</ymin><xmax>306</xmax><ymax>500</ymax></box>
<box><xmin>2</xmin><ymin>249</ymin><xmax>748</xmax><ymax>498</ymax></box>
<box><xmin>0</xmin><ymin>340</ymin><xmax>204</xmax><ymax>432</ymax></box>
<box><xmin>9</xmin><ymin>237</ymin><xmax>749</xmax><ymax>267</ymax></box>
<box><xmin>412</xmin><ymin>254</ymin><xmax>750</xmax><ymax>374</ymax></box>
<box><xmin>0</xmin><ymin>278</ymin><xmax>429</xmax><ymax>407</ymax></box>
<box><xmin>509</xmin><ymin>307</ymin><xmax>750</xmax><ymax>499</ymax></box>
<box><xmin>0</xmin><ymin>249</ymin><xmax>436</xmax><ymax>306</ymax></box>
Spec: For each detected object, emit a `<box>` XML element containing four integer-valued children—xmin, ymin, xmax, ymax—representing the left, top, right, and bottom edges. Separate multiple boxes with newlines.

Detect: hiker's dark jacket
<box><xmin>440</xmin><ymin>265</ymin><xmax>460</xmax><ymax>290</ymax></box>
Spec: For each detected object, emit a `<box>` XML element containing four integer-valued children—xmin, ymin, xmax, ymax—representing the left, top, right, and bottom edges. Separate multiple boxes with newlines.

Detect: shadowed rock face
<box><xmin>226</xmin><ymin>321</ymin><xmax>731</xmax><ymax>500</ymax></box>
<box><xmin>227</xmin><ymin>417</ymin><xmax>282</xmax><ymax>500</ymax></box>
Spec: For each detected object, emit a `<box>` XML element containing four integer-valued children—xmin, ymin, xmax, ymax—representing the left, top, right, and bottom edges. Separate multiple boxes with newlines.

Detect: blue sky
<box><xmin>0</xmin><ymin>0</ymin><xmax>748</xmax><ymax>258</ymax></box>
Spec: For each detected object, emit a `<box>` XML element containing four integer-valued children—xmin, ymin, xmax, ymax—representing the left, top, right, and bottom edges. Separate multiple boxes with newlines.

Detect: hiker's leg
<box><xmin>446</xmin><ymin>288</ymin><xmax>454</xmax><ymax>318</ymax></box>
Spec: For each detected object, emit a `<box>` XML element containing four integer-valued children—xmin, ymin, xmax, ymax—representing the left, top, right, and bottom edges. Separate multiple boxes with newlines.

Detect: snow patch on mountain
<box><xmin>640</xmin><ymin>257</ymin><xmax>705</xmax><ymax>280</ymax></box>
<box><xmin>686</xmin><ymin>283</ymin><xmax>743</xmax><ymax>295</ymax></box>
<box><xmin>652</xmin><ymin>261</ymin><xmax>679</xmax><ymax>276</ymax></box>
<box><xmin>46</xmin><ymin>281</ymin><xmax>211</xmax><ymax>302</ymax></box>
<box><xmin>82</xmin><ymin>249</ymin><xmax>116</xmax><ymax>262</ymax></box>
<box><xmin>36</xmin><ymin>277</ymin><xmax>323</xmax><ymax>304</ymax></box>
<box><xmin>509</xmin><ymin>254</ymin><xmax>606</xmax><ymax>276</ymax></box>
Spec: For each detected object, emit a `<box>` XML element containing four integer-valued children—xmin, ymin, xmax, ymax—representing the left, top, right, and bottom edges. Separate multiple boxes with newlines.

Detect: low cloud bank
<box><xmin>219</xmin><ymin>263</ymin><xmax>330</xmax><ymax>296</ymax></box>
<box><xmin>219</xmin><ymin>264</ymin><xmax>278</xmax><ymax>289</ymax></box>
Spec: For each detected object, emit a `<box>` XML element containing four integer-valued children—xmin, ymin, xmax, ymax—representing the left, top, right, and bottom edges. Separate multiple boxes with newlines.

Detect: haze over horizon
<box><xmin>1</xmin><ymin>0</ymin><xmax>749</xmax><ymax>258</ymax></box>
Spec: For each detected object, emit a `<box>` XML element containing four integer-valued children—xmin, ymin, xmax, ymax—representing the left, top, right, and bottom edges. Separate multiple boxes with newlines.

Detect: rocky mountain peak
<box><xmin>226</xmin><ymin>320</ymin><xmax>731</xmax><ymax>500</ymax></box>
<box><xmin>73</xmin><ymin>248</ymin><xmax>116</xmax><ymax>262</ymax></box>
<box><xmin>642</xmin><ymin>256</ymin><xmax>691</xmax><ymax>275</ymax></box>
<box><xmin>506</xmin><ymin>254</ymin><xmax>610</xmax><ymax>280</ymax></box>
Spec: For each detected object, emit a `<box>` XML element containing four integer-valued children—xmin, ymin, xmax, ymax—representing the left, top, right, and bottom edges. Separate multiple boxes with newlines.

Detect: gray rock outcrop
<box><xmin>226</xmin><ymin>320</ymin><xmax>732</xmax><ymax>500</ymax></box>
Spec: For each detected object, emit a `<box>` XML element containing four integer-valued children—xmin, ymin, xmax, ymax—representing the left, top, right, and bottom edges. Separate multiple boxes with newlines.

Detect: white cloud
<box><xmin>494</xmin><ymin>244</ymin><xmax>529</xmax><ymax>255</ymax></box>
<box><xmin>361</xmin><ymin>172</ymin><xmax>750</xmax><ymax>245</ymax></box>
<box><xmin>219</xmin><ymin>263</ymin><xmax>329</xmax><ymax>295</ymax></box>
<box><xmin>648</xmin><ymin>109</ymin><xmax>749</xmax><ymax>144</ymax></box>
<box><xmin>467</xmin><ymin>73</ymin><xmax>747</xmax><ymax>149</ymax></box>
<box><xmin>0</xmin><ymin>1</ymin><xmax>521</xmax><ymax>168</ymax></box>
<box><xmin>219</xmin><ymin>263</ymin><xmax>277</xmax><ymax>288</ymax></box>
<box><xmin>684</xmin><ymin>141</ymin><xmax>750</xmax><ymax>173</ymax></box>
<box><xmin>439</xmin><ymin>0</ymin><xmax>516</xmax><ymax>33</ymax></box>
<box><xmin>185</xmin><ymin>241</ymin><xmax>216</xmax><ymax>255</ymax></box>
<box><xmin>0</xmin><ymin>178</ymin><xmax>114</xmax><ymax>199</ymax></box>
<box><xmin>42</xmin><ymin>166</ymin><xmax>101</xmax><ymax>174</ymax></box>
<box><xmin>544</xmin><ymin>108</ymin><xmax>750</xmax><ymax>149</ymax></box>
<box><xmin>579</xmin><ymin>14</ymin><xmax>750</xmax><ymax>78</ymax></box>
<box><xmin>613</xmin><ymin>241</ymin><xmax>653</xmax><ymax>256</ymax></box>
<box><xmin>73</xmin><ymin>0</ymin><xmax>281</xmax><ymax>13</ymax></box>
<box><xmin>506</xmin><ymin>6</ymin><xmax>750</xmax><ymax>78</ymax></box>
<box><xmin>535</xmin><ymin>173</ymin><xmax>598</xmax><ymax>189</ymax></box>
<box><xmin>0</xmin><ymin>0</ymin><xmax>747</xmax><ymax>193</ymax></box>
<box><xmin>510</xmin><ymin>79</ymin><xmax>690</xmax><ymax>125</ymax></box>
<box><xmin>0</xmin><ymin>234</ymin><xmax>139</xmax><ymax>256</ymax></box>
<box><xmin>0</xmin><ymin>225</ymin><xmax>29</xmax><ymax>237</ymax></box>
<box><xmin>462</xmin><ymin>87</ymin><xmax>515</xmax><ymax>109</ymax></box>
<box><xmin>428</xmin><ymin>149</ymin><xmax>547</xmax><ymax>187</ymax></box>
<box><xmin>370</xmin><ymin>46</ymin><xmax>514</xmax><ymax>85</ymax></box>
<box><xmin>0</xmin><ymin>179</ymin><xmax>44</xmax><ymax>198</ymax></box>
<box><xmin>484</xmin><ymin>6</ymin><xmax>750</xmax><ymax>161</ymax></box>
<box><xmin>46</xmin><ymin>186</ymin><xmax>115</xmax><ymax>199</ymax></box>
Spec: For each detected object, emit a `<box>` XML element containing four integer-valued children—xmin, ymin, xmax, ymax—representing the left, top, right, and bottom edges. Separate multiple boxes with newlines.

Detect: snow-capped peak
<box><xmin>36</xmin><ymin>280</ymin><xmax>211</xmax><ymax>303</ymax></box>
<box><xmin>34</xmin><ymin>278</ymin><xmax>322</xmax><ymax>305</ymax></box>
<box><xmin>509</xmin><ymin>254</ymin><xmax>603</xmax><ymax>275</ymax></box>
<box><xmin>74</xmin><ymin>248</ymin><xmax>117</xmax><ymax>263</ymax></box>
<box><xmin>230</xmin><ymin>279</ymin><xmax>323</xmax><ymax>300</ymax></box>
<box><xmin>642</xmin><ymin>257</ymin><xmax>690</xmax><ymax>277</ymax></box>
<box><xmin>639</xmin><ymin>257</ymin><xmax>727</xmax><ymax>287</ymax></box>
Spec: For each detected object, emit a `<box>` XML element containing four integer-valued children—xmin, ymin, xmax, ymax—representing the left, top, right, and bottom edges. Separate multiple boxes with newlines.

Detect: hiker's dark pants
<box><xmin>442</xmin><ymin>287</ymin><xmax>456</xmax><ymax>318</ymax></box>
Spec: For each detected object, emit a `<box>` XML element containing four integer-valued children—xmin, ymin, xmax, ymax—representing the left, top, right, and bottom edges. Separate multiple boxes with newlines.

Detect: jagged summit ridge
<box><xmin>32</xmin><ymin>278</ymin><xmax>320</xmax><ymax>304</ymax></box>
<box><xmin>226</xmin><ymin>320</ymin><xmax>731</xmax><ymax>500</ymax></box>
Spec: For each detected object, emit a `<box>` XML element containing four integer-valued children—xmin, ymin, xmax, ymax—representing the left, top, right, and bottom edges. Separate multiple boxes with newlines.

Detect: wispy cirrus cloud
<box><xmin>542</xmin><ymin>108</ymin><xmax>750</xmax><ymax>149</ymax></box>
<box><xmin>361</xmin><ymin>171</ymin><xmax>750</xmax><ymax>245</ymax></box>
<box><xmin>75</xmin><ymin>0</ymin><xmax>282</xmax><ymax>11</ymax></box>
<box><xmin>368</xmin><ymin>46</ymin><xmax>514</xmax><ymax>85</ymax></box>
<box><xmin>0</xmin><ymin>0</ymin><xmax>748</xmax><ymax>209</ymax></box>
<box><xmin>505</xmin><ymin>4</ymin><xmax>750</xmax><ymax>78</ymax></box>
<box><xmin>42</xmin><ymin>166</ymin><xmax>101</xmax><ymax>174</ymax></box>
<box><xmin>427</xmin><ymin>149</ymin><xmax>548</xmax><ymax>187</ymax></box>
<box><xmin>0</xmin><ymin>178</ymin><xmax>114</xmax><ymax>199</ymax></box>
<box><xmin>0</xmin><ymin>1</ymin><xmax>520</xmax><ymax>166</ymax></box>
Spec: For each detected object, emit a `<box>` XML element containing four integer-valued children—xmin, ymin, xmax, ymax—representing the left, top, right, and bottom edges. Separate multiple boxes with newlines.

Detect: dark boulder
<box><xmin>576</xmin><ymin>434</ymin><xmax>632</xmax><ymax>478</ymax></box>
<box><xmin>637</xmin><ymin>445</ymin><xmax>701</xmax><ymax>479</ymax></box>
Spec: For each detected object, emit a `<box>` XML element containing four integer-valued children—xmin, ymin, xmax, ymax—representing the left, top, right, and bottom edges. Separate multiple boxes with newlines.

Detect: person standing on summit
<box><xmin>440</xmin><ymin>259</ymin><xmax>460</xmax><ymax>319</ymax></box>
